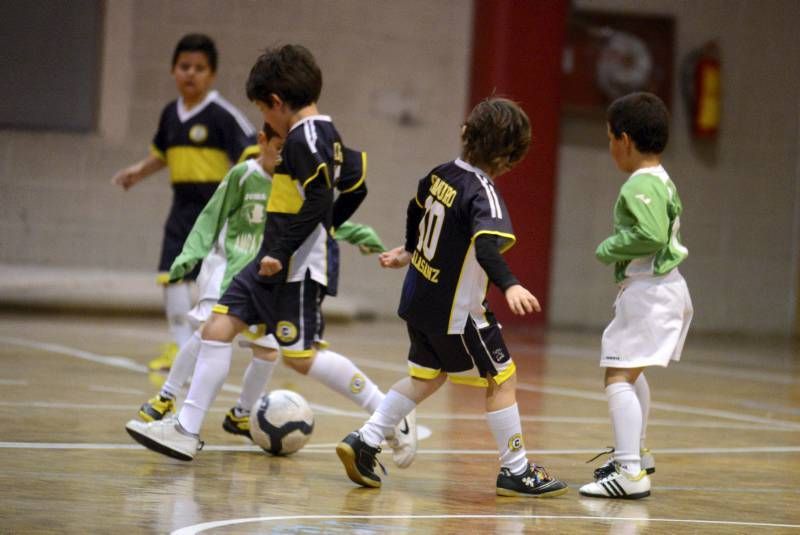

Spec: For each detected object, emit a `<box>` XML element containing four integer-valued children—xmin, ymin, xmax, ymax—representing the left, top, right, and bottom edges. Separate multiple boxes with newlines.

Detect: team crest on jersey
<box><xmin>189</xmin><ymin>124</ymin><xmax>208</xmax><ymax>143</ymax></box>
<box><xmin>275</xmin><ymin>321</ymin><xmax>298</xmax><ymax>343</ymax></box>
<box><xmin>349</xmin><ymin>373</ymin><xmax>366</xmax><ymax>394</ymax></box>
<box><xmin>508</xmin><ymin>433</ymin><xmax>524</xmax><ymax>451</ymax></box>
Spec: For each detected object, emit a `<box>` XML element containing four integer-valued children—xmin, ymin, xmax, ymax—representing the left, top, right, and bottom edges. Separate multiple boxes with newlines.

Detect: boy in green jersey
<box><xmin>580</xmin><ymin>92</ymin><xmax>693</xmax><ymax>500</ymax></box>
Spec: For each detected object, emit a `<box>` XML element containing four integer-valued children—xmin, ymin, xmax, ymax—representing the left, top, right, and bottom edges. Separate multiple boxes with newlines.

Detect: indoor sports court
<box><xmin>0</xmin><ymin>312</ymin><xmax>798</xmax><ymax>532</ymax></box>
<box><xmin>2</xmin><ymin>0</ymin><xmax>799</xmax><ymax>533</ymax></box>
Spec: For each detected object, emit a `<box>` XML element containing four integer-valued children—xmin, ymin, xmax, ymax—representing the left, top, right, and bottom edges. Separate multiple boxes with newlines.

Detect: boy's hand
<box><xmin>259</xmin><ymin>255</ymin><xmax>283</xmax><ymax>276</ymax></box>
<box><xmin>111</xmin><ymin>165</ymin><xmax>142</xmax><ymax>190</ymax></box>
<box><xmin>379</xmin><ymin>246</ymin><xmax>411</xmax><ymax>269</ymax></box>
<box><xmin>504</xmin><ymin>284</ymin><xmax>541</xmax><ymax>316</ymax></box>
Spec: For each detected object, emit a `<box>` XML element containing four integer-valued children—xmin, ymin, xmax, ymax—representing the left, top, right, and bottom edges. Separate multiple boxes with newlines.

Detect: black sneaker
<box><xmin>336</xmin><ymin>431</ymin><xmax>386</xmax><ymax>488</ymax></box>
<box><xmin>222</xmin><ymin>407</ymin><xmax>252</xmax><ymax>439</ymax></box>
<box><xmin>496</xmin><ymin>463</ymin><xmax>569</xmax><ymax>498</ymax></box>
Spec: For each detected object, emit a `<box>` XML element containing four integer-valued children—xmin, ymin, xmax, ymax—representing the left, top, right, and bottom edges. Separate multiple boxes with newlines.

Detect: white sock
<box><xmin>164</xmin><ymin>283</ymin><xmax>193</xmax><ymax>347</ymax></box>
<box><xmin>177</xmin><ymin>340</ymin><xmax>232</xmax><ymax>435</ymax></box>
<box><xmin>634</xmin><ymin>373</ymin><xmax>650</xmax><ymax>450</ymax></box>
<box><xmin>359</xmin><ymin>390</ymin><xmax>416</xmax><ymax>448</ymax></box>
<box><xmin>487</xmin><ymin>403</ymin><xmax>529</xmax><ymax>475</ymax></box>
<box><xmin>237</xmin><ymin>358</ymin><xmax>276</xmax><ymax>413</ymax></box>
<box><xmin>307</xmin><ymin>349</ymin><xmax>384</xmax><ymax>413</ymax></box>
<box><xmin>606</xmin><ymin>382</ymin><xmax>642</xmax><ymax>475</ymax></box>
<box><xmin>161</xmin><ymin>331</ymin><xmax>202</xmax><ymax>399</ymax></box>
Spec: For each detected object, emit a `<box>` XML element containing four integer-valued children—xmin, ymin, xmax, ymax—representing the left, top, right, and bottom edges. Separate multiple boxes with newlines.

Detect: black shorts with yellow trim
<box><xmin>406</xmin><ymin>317</ymin><xmax>515</xmax><ymax>387</ymax></box>
<box><xmin>215</xmin><ymin>263</ymin><xmax>325</xmax><ymax>358</ymax></box>
<box><xmin>158</xmin><ymin>185</ymin><xmax>219</xmax><ymax>277</ymax></box>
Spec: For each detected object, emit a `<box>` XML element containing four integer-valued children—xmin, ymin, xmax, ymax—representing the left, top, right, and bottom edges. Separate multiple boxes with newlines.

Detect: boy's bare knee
<box><xmin>282</xmin><ymin>357</ymin><xmax>313</xmax><ymax>375</ymax></box>
<box><xmin>201</xmin><ymin>313</ymin><xmax>241</xmax><ymax>343</ymax></box>
<box><xmin>251</xmin><ymin>346</ymin><xmax>279</xmax><ymax>362</ymax></box>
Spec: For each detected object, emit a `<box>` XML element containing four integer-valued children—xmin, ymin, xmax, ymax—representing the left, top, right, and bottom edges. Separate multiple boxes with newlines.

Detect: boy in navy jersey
<box><xmin>112</xmin><ymin>34</ymin><xmax>258</xmax><ymax>371</ymax></box>
<box><xmin>126</xmin><ymin>44</ymin><xmax>415</xmax><ymax>464</ymax></box>
<box><xmin>337</xmin><ymin>98</ymin><xmax>567</xmax><ymax>498</ymax></box>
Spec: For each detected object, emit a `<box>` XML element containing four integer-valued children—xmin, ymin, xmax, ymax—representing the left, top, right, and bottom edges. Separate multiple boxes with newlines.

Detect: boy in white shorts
<box><xmin>580</xmin><ymin>92</ymin><xmax>693</xmax><ymax>500</ymax></box>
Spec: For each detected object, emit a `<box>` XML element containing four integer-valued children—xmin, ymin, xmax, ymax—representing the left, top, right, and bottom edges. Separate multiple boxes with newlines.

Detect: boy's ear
<box><xmin>269</xmin><ymin>93</ymin><xmax>284</xmax><ymax>109</ymax></box>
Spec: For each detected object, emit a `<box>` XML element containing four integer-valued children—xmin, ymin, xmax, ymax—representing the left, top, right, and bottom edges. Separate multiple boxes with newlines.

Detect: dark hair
<box><xmin>261</xmin><ymin>122</ymin><xmax>279</xmax><ymax>141</ymax></box>
<box><xmin>246</xmin><ymin>44</ymin><xmax>322</xmax><ymax>110</ymax></box>
<box><xmin>461</xmin><ymin>98</ymin><xmax>531</xmax><ymax>174</ymax></box>
<box><xmin>607</xmin><ymin>92</ymin><xmax>669</xmax><ymax>154</ymax></box>
<box><xmin>172</xmin><ymin>33</ymin><xmax>218</xmax><ymax>73</ymax></box>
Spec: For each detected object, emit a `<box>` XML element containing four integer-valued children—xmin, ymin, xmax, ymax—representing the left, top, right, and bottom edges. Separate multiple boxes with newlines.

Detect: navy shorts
<box><xmin>406</xmin><ymin>317</ymin><xmax>516</xmax><ymax>387</ymax></box>
<box><xmin>214</xmin><ymin>263</ymin><xmax>325</xmax><ymax>358</ymax></box>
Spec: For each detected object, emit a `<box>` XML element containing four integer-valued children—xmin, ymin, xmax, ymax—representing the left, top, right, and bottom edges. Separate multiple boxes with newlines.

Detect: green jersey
<box><xmin>170</xmin><ymin>159</ymin><xmax>270</xmax><ymax>292</ymax></box>
<box><xmin>596</xmin><ymin>165</ymin><xmax>688</xmax><ymax>283</ymax></box>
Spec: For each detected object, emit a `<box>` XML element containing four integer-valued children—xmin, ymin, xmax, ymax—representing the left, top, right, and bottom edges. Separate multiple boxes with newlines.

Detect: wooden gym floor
<box><xmin>1</xmin><ymin>311</ymin><xmax>799</xmax><ymax>533</ymax></box>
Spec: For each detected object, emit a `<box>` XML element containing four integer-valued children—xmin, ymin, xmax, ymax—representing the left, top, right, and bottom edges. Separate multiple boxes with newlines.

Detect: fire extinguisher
<box><xmin>681</xmin><ymin>41</ymin><xmax>721</xmax><ymax>139</ymax></box>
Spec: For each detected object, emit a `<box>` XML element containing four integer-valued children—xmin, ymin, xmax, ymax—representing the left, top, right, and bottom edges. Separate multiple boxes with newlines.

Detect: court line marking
<box><xmin>0</xmin><ymin>379</ymin><xmax>28</xmax><ymax>386</ymax></box>
<box><xmin>3</xmin><ymin>442</ymin><xmax>799</xmax><ymax>457</ymax></box>
<box><xmin>4</xmin><ymin>335</ymin><xmax>800</xmax><ymax>431</ymax></box>
<box><xmin>169</xmin><ymin>514</ymin><xmax>800</xmax><ymax>534</ymax></box>
<box><xmin>0</xmin><ymin>400</ymin><xmax>795</xmax><ymax>433</ymax></box>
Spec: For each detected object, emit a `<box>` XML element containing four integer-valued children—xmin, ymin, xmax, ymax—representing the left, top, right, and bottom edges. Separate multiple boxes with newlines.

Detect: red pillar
<box><xmin>469</xmin><ymin>0</ymin><xmax>567</xmax><ymax>326</ymax></box>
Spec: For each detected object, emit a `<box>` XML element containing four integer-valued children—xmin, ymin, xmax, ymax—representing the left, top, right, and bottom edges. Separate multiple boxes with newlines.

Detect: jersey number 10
<box><xmin>417</xmin><ymin>195</ymin><xmax>445</xmax><ymax>261</ymax></box>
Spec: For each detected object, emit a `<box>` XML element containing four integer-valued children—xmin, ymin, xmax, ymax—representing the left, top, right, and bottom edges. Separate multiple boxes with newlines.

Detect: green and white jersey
<box><xmin>169</xmin><ymin>158</ymin><xmax>271</xmax><ymax>293</ymax></box>
<box><xmin>596</xmin><ymin>165</ymin><xmax>688</xmax><ymax>283</ymax></box>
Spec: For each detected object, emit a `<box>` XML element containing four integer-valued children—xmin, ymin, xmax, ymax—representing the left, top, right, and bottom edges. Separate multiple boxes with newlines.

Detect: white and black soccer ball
<box><xmin>249</xmin><ymin>389</ymin><xmax>314</xmax><ymax>455</ymax></box>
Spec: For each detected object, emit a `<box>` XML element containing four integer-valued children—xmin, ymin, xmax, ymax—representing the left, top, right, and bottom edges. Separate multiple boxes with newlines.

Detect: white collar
<box><xmin>629</xmin><ymin>164</ymin><xmax>669</xmax><ymax>184</ymax></box>
<box><xmin>454</xmin><ymin>158</ymin><xmax>492</xmax><ymax>182</ymax></box>
<box><xmin>177</xmin><ymin>90</ymin><xmax>218</xmax><ymax>122</ymax></box>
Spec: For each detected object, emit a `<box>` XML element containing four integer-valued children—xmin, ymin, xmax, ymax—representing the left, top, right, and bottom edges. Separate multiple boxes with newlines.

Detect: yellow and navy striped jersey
<box><xmin>259</xmin><ymin>115</ymin><xmax>344</xmax><ymax>287</ymax></box>
<box><xmin>150</xmin><ymin>90</ymin><xmax>258</xmax><ymax>202</ymax></box>
<box><xmin>399</xmin><ymin>158</ymin><xmax>516</xmax><ymax>335</ymax></box>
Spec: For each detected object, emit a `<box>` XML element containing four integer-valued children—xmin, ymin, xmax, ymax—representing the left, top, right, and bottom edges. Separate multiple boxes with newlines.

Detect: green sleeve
<box><xmin>334</xmin><ymin>221</ymin><xmax>387</xmax><ymax>254</ymax></box>
<box><xmin>168</xmin><ymin>165</ymin><xmax>245</xmax><ymax>281</ymax></box>
<box><xmin>596</xmin><ymin>179</ymin><xmax>670</xmax><ymax>264</ymax></box>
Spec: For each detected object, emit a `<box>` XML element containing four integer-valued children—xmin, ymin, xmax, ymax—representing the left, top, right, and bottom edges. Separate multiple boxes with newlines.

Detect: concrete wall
<box><xmin>1</xmin><ymin>0</ymin><xmax>798</xmax><ymax>335</ymax></box>
<box><xmin>0</xmin><ymin>0</ymin><xmax>474</xmax><ymax>316</ymax></box>
<box><xmin>550</xmin><ymin>0</ymin><xmax>800</xmax><ymax>335</ymax></box>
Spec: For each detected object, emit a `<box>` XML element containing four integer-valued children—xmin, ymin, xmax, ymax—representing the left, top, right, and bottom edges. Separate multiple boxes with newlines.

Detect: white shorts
<box><xmin>601</xmin><ymin>269</ymin><xmax>693</xmax><ymax>368</ymax></box>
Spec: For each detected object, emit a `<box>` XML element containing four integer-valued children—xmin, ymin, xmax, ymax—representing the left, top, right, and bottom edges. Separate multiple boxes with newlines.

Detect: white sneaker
<box><xmin>125</xmin><ymin>417</ymin><xmax>203</xmax><ymax>461</ymax></box>
<box><xmin>580</xmin><ymin>464</ymin><xmax>651</xmax><ymax>500</ymax></box>
<box><xmin>385</xmin><ymin>410</ymin><xmax>417</xmax><ymax>469</ymax></box>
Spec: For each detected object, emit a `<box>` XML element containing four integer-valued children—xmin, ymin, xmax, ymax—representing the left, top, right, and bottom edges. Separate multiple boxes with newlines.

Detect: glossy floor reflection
<box><xmin>1</xmin><ymin>312</ymin><xmax>799</xmax><ymax>533</ymax></box>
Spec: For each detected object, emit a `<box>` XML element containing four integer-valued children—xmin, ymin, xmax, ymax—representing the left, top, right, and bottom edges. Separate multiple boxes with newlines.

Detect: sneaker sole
<box><xmin>125</xmin><ymin>426</ymin><xmax>194</xmax><ymax>462</ymax></box>
<box><xmin>335</xmin><ymin>442</ymin><xmax>381</xmax><ymax>488</ymax></box>
<box><xmin>222</xmin><ymin>419</ymin><xmax>252</xmax><ymax>440</ymax></box>
<box><xmin>496</xmin><ymin>485</ymin><xmax>569</xmax><ymax>498</ymax></box>
<box><xmin>579</xmin><ymin>489</ymin><xmax>650</xmax><ymax>500</ymax></box>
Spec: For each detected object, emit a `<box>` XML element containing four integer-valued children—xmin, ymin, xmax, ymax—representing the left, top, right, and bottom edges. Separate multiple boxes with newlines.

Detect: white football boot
<box><xmin>580</xmin><ymin>463</ymin><xmax>651</xmax><ymax>500</ymax></box>
<box><xmin>385</xmin><ymin>410</ymin><xmax>417</xmax><ymax>468</ymax></box>
<box><xmin>126</xmin><ymin>416</ymin><xmax>203</xmax><ymax>461</ymax></box>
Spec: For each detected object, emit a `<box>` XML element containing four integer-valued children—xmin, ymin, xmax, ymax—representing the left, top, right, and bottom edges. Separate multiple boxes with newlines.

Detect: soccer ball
<box><xmin>249</xmin><ymin>389</ymin><xmax>314</xmax><ymax>455</ymax></box>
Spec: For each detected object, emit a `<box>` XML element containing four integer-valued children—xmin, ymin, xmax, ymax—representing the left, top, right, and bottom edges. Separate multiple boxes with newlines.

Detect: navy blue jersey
<box><xmin>258</xmin><ymin>115</ymin><xmax>343</xmax><ymax>287</ymax></box>
<box><xmin>151</xmin><ymin>90</ymin><xmax>258</xmax><ymax>203</ymax></box>
<box><xmin>399</xmin><ymin>159</ymin><xmax>516</xmax><ymax>334</ymax></box>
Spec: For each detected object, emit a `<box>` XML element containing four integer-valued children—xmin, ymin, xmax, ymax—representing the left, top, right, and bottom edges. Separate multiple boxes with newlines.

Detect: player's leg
<box><xmin>126</xmin><ymin>271</ymin><xmax>258</xmax><ymax>460</ymax></box>
<box><xmin>633</xmin><ymin>373</ymin><xmax>655</xmax><ymax>474</ymax></box>
<box><xmin>139</xmin><ymin>329</ymin><xmax>202</xmax><ymax>421</ymax></box>
<box><xmin>337</xmin><ymin>324</ymin><xmax>449</xmax><ymax>487</ymax></box>
<box><xmin>151</xmin><ymin>205</ymin><xmax>197</xmax><ymax>371</ymax></box>
<box><xmin>579</xmin><ymin>366</ymin><xmax>651</xmax><ymax>499</ymax></box>
<box><xmin>459</xmin><ymin>321</ymin><xmax>567</xmax><ymax>498</ymax></box>
<box><xmin>338</xmin><ymin>374</ymin><xmax>444</xmax><ymax>488</ymax></box>
<box><xmin>223</xmin><ymin>332</ymin><xmax>280</xmax><ymax>439</ymax></box>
